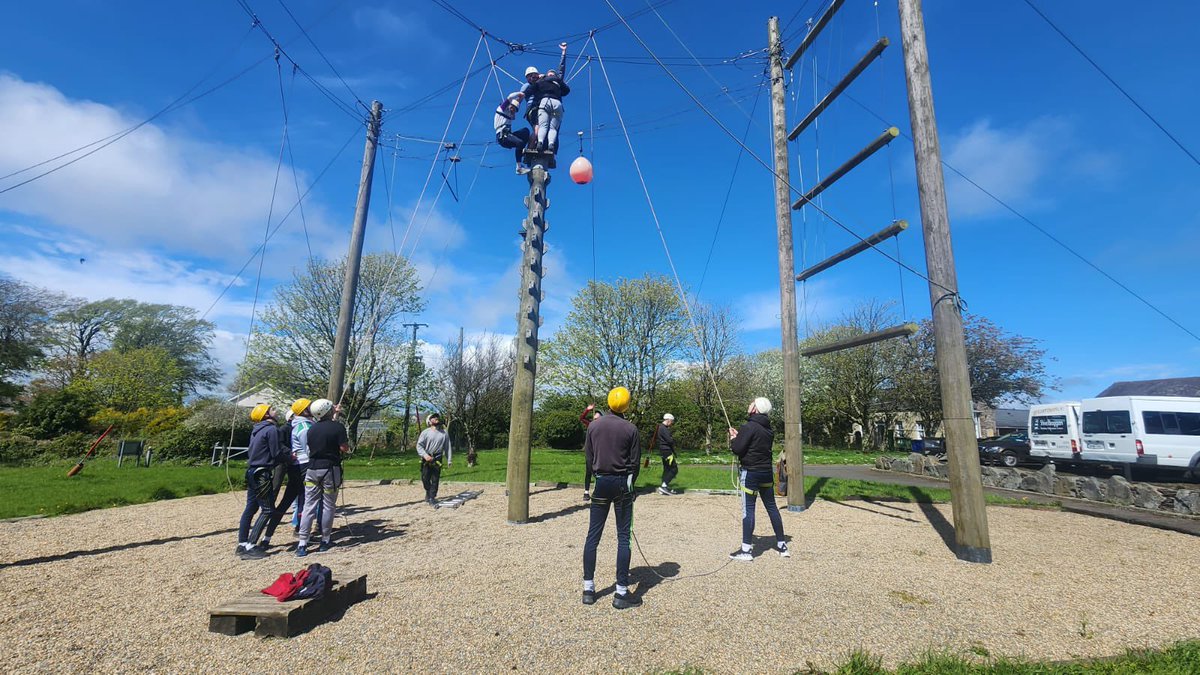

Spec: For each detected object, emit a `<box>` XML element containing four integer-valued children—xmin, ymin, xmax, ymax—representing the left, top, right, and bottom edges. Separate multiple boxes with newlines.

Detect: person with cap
<box><xmin>579</xmin><ymin>403</ymin><xmax>601</xmax><ymax>501</ymax></box>
<box><xmin>527</xmin><ymin>42</ymin><xmax>571</xmax><ymax>155</ymax></box>
<box><xmin>581</xmin><ymin>386</ymin><xmax>643</xmax><ymax>610</ymax></box>
<box><xmin>494</xmin><ymin>90</ymin><xmax>532</xmax><ymax>175</ymax></box>
<box><xmin>262</xmin><ymin>398</ymin><xmax>313</xmax><ymax>547</ymax></box>
<box><xmin>416</xmin><ymin>412</ymin><xmax>450</xmax><ymax>505</ymax></box>
<box><xmin>727</xmin><ymin>397</ymin><xmax>789</xmax><ymax>561</ymax></box>
<box><xmin>296</xmin><ymin>398</ymin><xmax>349</xmax><ymax>557</ymax></box>
<box><xmin>237</xmin><ymin>403</ymin><xmax>288</xmax><ymax>560</ymax></box>
<box><xmin>655</xmin><ymin>413</ymin><xmax>680</xmax><ymax>495</ymax></box>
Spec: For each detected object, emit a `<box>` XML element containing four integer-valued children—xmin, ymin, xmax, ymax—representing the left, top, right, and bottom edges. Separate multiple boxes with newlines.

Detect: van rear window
<box><xmin>1032</xmin><ymin>415</ymin><xmax>1067</xmax><ymax>435</ymax></box>
<box><xmin>1143</xmin><ymin>411</ymin><xmax>1200</xmax><ymax>436</ymax></box>
<box><xmin>1082</xmin><ymin>410</ymin><xmax>1132</xmax><ymax>434</ymax></box>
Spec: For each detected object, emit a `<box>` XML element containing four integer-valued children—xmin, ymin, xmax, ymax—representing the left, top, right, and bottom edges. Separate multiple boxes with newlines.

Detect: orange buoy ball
<box><xmin>570</xmin><ymin>156</ymin><xmax>593</xmax><ymax>184</ymax></box>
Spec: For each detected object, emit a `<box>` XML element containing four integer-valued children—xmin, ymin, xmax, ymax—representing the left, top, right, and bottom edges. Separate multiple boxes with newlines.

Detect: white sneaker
<box><xmin>776</xmin><ymin>542</ymin><xmax>791</xmax><ymax>558</ymax></box>
<box><xmin>656</xmin><ymin>486</ymin><xmax>671</xmax><ymax>495</ymax></box>
<box><xmin>729</xmin><ymin>548</ymin><xmax>753</xmax><ymax>561</ymax></box>
<box><xmin>516</xmin><ymin>166</ymin><xmax>530</xmax><ymax>175</ymax></box>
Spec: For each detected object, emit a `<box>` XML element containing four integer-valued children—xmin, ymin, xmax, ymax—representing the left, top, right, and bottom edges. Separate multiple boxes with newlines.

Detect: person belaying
<box><xmin>262</xmin><ymin>398</ymin><xmax>313</xmax><ymax>548</ymax></box>
<box><xmin>579</xmin><ymin>403</ymin><xmax>601</xmax><ymax>501</ymax></box>
<box><xmin>494</xmin><ymin>91</ymin><xmax>532</xmax><ymax>175</ymax></box>
<box><xmin>656</xmin><ymin>413</ymin><xmax>680</xmax><ymax>495</ymax></box>
<box><xmin>296</xmin><ymin>398</ymin><xmax>348</xmax><ymax>557</ymax></box>
<box><xmin>527</xmin><ymin>42</ymin><xmax>571</xmax><ymax>154</ymax></box>
<box><xmin>237</xmin><ymin>403</ymin><xmax>288</xmax><ymax>560</ymax></box>
<box><xmin>581</xmin><ymin>386</ymin><xmax>643</xmax><ymax>610</ymax></box>
<box><xmin>417</xmin><ymin>412</ymin><xmax>450</xmax><ymax>505</ymax></box>
<box><xmin>727</xmin><ymin>397</ymin><xmax>789</xmax><ymax>561</ymax></box>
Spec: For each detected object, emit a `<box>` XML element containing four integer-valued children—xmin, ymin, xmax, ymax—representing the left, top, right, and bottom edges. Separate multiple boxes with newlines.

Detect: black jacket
<box><xmin>529</xmin><ymin>75</ymin><xmax>570</xmax><ymax>103</ymax></box>
<box><xmin>585</xmin><ymin>413</ymin><xmax>641</xmax><ymax>479</ymax></box>
<box><xmin>655</xmin><ymin>423</ymin><xmax>674</xmax><ymax>457</ymax></box>
<box><xmin>247</xmin><ymin>420</ymin><xmax>286</xmax><ymax>468</ymax></box>
<box><xmin>730</xmin><ymin>413</ymin><xmax>774</xmax><ymax>471</ymax></box>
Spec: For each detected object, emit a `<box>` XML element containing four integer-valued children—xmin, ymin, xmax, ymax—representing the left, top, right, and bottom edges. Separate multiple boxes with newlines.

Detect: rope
<box><xmin>282</xmin><ymin>65</ymin><xmax>314</xmax><ymax>263</ymax></box>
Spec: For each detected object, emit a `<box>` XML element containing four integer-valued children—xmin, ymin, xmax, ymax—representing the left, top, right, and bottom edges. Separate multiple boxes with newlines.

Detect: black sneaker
<box><xmin>729</xmin><ymin>548</ymin><xmax>753</xmax><ymax>562</ymax></box>
<box><xmin>582</xmin><ymin>589</ymin><xmax>596</xmax><ymax>605</ymax></box>
<box><xmin>612</xmin><ymin>592</ymin><xmax>643</xmax><ymax>610</ymax></box>
<box><xmin>238</xmin><ymin>545</ymin><xmax>267</xmax><ymax>560</ymax></box>
<box><xmin>317</xmin><ymin>540</ymin><xmax>335</xmax><ymax>552</ymax></box>
<box><xmin>234</xmin><ymin>544</ymin><xmax>244</xmax><ymax>557</ymax></box>
<box><xmin>583</xmin><ymin>491</ymin><xmax>591</xmax><ymax>502</ymax></box>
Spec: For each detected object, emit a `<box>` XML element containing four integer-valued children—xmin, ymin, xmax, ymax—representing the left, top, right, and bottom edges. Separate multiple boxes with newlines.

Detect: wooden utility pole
<box><xmin>329</xmin><ymin>100</ymin><xmax>383</xmax><ymax>403</ymax></box>
<box><xmin>897</xmin><ymin>0</ymin><xmax>991</xmax><ymax>563</ymax></box>
<box><xmin>768</xmin><ymin>17</ymin><xmax>805</xmax><ymax>511</ymax></box>
<box><xmin>401</xmin><ymin>321</ymin><xmax>428</xmax><ymax>448</ymax></box>
<box><xmin>506</xmin><ymin>161</ymin><xmax>550</xmax><ymax>523</ymax></box>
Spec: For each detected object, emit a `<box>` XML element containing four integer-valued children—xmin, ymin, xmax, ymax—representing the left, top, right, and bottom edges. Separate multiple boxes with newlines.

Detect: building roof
<box><xmin>1097</xmin><ymin>377</ymin><xmax>1200</xmax><ymax>398</ymax></box>
<box><xmin>993</xmin><ymin>408</ymin><xmax>1029</xmax><ymax>429</ymax></box>
<box><xmin>227</xmin><ymin>383</ymin><xmax>294</xmax><ymax>408</ymax></box>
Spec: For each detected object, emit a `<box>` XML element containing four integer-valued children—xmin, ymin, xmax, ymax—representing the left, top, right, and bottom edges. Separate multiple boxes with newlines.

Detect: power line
<box><xmin>275</xmin><ymin>0</ymin><xmax>367</xmax><ymax>109</ymax></box>
<box><xmin>1019</xmin><ymin>0</ymin><xmax>1200</xmax><ymax>169</ymax></box>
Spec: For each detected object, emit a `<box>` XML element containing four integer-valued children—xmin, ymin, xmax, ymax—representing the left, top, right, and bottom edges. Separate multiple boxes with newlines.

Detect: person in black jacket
<box><xmin>581</xmin><ymin>386</ymin><xmax>643</xmax><ymax>610</ymax></box>
<box><xmin>656</xmin><ymin>413</ymin><xmax>679</xmax><ymax>495</ymax></box>
<box><xmin>527</xmin><ymin>42</ymin><xmax>570</xmax><ymax>154</ymax></box>
<box><xmin>237</xmin><ymin>404</ymin><xmax>288</xmax><ymax>560</ymax></box>
<box><xmin>728</xmin><ymin>397</ymin><xmax>789</xmax><ymax>561</ymax></box>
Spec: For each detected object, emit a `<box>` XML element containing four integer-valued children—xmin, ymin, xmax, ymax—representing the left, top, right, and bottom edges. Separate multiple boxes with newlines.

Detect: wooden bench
<box><xmin>208</xmin><ymin>574</ymin><xmax>368</xmax><ymax>637</ymax></box>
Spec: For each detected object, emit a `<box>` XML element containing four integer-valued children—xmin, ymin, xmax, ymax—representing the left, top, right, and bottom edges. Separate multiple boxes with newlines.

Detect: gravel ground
<box><xmin>1</xmin><ymin>481</ymin><xmax>1197</xmax><ymax>673</ymax></box>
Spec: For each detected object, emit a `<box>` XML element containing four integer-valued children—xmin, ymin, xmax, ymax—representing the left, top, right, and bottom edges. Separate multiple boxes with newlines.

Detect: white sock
<box><xmin>239</xmin><ymin>542</ymin><xmax>252</xmax><ymax>550</ymax></box>
<box><xmin>741</xmin><ymin>543</ymin><xmax>752</xmax><ymax>552</ymax></box>
<box><xmin>616</xmin><ymin>584</ymin><xmax>628</xmax><ymax>595</ymax></box>
<box><xmin>777</xmin><ymin>541</ymin><xmax>786</xmax><ymax>549</ymax></box>
<box><xmin>583</xmin><ymin>580</ymin><xmax>595</xmax><ymax>592</ymax></box>
<box><xmin>661</xmin><ymin>483</ymin><xmax>668</xmax><ymax>488</ymax></box>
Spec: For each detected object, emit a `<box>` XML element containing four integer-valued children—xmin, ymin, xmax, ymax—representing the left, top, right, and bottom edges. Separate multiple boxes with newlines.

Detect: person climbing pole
<box><xmin>656</xmin><ymin>413</ymin><xmax>680</xmax><ymax>495</ymax></box>
<box><xmin>581</xmin><ymin>386</ymin><xmax>643</xmax><ymax>610</ymax></box>
<box><xmin>727</xmin><ymin>397</ymin><xmax>789</xmax><ymax>562</ymax></box>
<box><xmin>417</xmin><ymin>412</ymin><xmax>450</xmax><ymax>505</ymax></box>
<box><xmin>529</xmin><ymin>42</ymin><xmax>571</xmax><ymax>155</ymax></box>
<box><xmin>237</xmin><ymin>404</ymin><xmax>288</xmax><ymax>560</ymax></box>
<box><xmin>520</xmin><ymin>66</ymin><xmax>541</xmax><ymax>138</ymax></box>
<box><xmin>494</xmin><ymin>91</ymin><xmax>532</xmax><ymax>175</ymax></box>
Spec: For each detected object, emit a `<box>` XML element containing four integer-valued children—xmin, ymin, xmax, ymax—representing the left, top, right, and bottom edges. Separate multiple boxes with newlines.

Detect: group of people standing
<box><xmin>579</xmin><ymin>388</ymin><xmax>790</xmax><ymax>610</ymax></box>
<box><xmin>494</xmin><ymin>42</ymin><xmax>572</xmax><ymax>174</ymax></box>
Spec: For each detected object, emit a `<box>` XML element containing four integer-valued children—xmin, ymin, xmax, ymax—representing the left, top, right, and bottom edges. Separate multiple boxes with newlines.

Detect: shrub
<box><xmin>0</xmin><ymin>431</ymin><xmax>39</xmax><ymax>463</ymax></box>
<box><xmin>150</xmin><ymin>399</ymin><xmax>252</xmax><ymax>460</ymax></box>
<box><xmin>15</xmin><ymin>389</ymin><xmax>98</xmax><ymax>439</ymax></box>
<box><xmin>38</xmin><ymin>431</ymin><xmax>105</xmax><ymax>459</ymax></box>
<box><xmin>535</xmin><ymin>409</ymin><xmax>584</xmax><ymax>449</ymax></box>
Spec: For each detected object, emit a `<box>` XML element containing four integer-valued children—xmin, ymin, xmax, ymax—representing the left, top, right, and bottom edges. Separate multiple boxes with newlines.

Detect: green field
<box><xmin>0</xmin><ymin>447</ymin><xmax>1024</xmax><ymax>519</ymax></box>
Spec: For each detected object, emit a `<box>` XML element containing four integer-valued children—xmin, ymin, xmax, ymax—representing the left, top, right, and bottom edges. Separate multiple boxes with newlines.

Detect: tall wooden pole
<box><xmin>768</xmin><ymin>17</ymin><xmax>805</xmax><ymax>511</ymax></box>
<box><xmin>401</xmin><ymin>321</ymin><xmax>428</xmax><ymax>448</ymax></box>
<box><xmin>328</xmin><ymin>100</ymin><xmax>383</xmax><ymax>403</ymax></box>
<box><xmin>507</xmin><ymin>162</ymin><xmax>550</xmax><ymax>523</ymax></box>
<box><xmin>897</xmin><ymin>0</ymin><xmax>992</xmax><ymax>563</ymax></box>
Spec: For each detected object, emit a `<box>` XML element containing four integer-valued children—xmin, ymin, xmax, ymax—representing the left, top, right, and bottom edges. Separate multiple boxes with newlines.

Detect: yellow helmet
<box><xmin>607</xmin><ymin>386</ymin><xmax>631</xmax><ymax>414</ymax></box>
<box><xmin>291</xmin><ymin>398</ymin><xmax>312</xmax><ymax>416</ymax></box>
<box><xmin>250</xmin><ymin>403</ymin><xmax>273</xmax><ymax>423</ymax></box>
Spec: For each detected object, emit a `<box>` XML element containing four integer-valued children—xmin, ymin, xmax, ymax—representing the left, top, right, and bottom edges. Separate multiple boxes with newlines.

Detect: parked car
<box><xmin>978</xmin><ymin>431</ymin><xmax>1039</xmax><ymax>467</ymax></box>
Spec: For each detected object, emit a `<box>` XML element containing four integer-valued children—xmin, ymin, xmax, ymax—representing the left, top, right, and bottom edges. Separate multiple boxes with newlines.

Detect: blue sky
<box><xmin>1</xmin><ymin>0</ymin><xmax>1197</xmax><ymax>405</ymax></box>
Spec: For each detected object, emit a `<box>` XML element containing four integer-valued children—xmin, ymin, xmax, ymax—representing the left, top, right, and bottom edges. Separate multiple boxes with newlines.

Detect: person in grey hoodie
<box><xmin>237</xmin><ymin>404</ymin><xmax>288</xmax><ymax>559</ymax></box>
<box><xmin>417</xmin><ymin>412</ymin><xmax>450</xmax><ymax>505</ymax></box>
<box><xmin>263</xmin><ymin>398</ymin><xmax>314</xmax><ymax>546</ymax></box>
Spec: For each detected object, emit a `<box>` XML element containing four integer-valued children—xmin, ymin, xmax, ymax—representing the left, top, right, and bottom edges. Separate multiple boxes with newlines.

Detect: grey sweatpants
<box><xmin>537</xmin><ymin>98</ymin><xmax>563</xmax><ymax>151</ymax></box>
<box><xmin>298</xmin><ymin>466</ymin><xmax>341</xmax><ymax>545</ymax></box>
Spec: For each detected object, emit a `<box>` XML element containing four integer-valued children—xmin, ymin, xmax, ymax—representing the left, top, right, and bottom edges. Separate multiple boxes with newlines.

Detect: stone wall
<box><xmin>875</xmin><ymin>453</ymin><xmax>1200</xmax><ymax>517</ymax></box>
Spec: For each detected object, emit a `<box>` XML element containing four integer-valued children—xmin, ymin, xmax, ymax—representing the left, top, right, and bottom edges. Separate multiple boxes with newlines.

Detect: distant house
<box><xmin>988</xmin><ymin>408</ymin><xmax>1029</xmax><ymax>436</ymax></box>
<box><xmin>228</xmin><ymin>383</ymin><xmax>293</xmax><ymax>409</ymax></box>
<box><xmin>1097</xmin><ymin>377</ymin><xmax>1200</xmax><ymax>398</ymax></box>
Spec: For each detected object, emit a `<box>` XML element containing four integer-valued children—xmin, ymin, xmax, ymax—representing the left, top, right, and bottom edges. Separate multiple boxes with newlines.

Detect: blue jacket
<box><xmin>247</xmin><ymin>420</ymin><xmax>285</xmax><ymax>468</ymax></box>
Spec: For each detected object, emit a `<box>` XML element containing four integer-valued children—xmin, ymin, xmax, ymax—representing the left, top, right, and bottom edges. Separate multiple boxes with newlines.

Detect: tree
<box><xmin>73</xmin><ymin>346</ymin><xmax>185</xmax><ymax>412</ymax></box>
<box><xmin>541</xmin><ymin>275</ymin><xmax>688</xmax><ymax>419</ymax></box>
<box><xmin>684</xmin><ymin>303</ymin><xmax>743</xmax><ymax>453</ymax></box>
<box><xmin>434</xmin><ymin>333</ymin><xmax>514</xmax><ymax>459</ymax></box>
<box><xmin>0</xmin><ymin>277</ymin><xmax>59</xmax><ymax>400</ymax></box>
<box><xmin>894</xmin><ymin>314</ymin><xmax>1055</xmax><ymax>434</ymax></box>
<box><xmin>15</xmin><ymin>388</ymin><xmax>98</xmax><ymax>439</ymax></box>
<box><xmin>239</xmin><ymin>253</ymin><xmax>425</xmax><ymax>441</ymax></box>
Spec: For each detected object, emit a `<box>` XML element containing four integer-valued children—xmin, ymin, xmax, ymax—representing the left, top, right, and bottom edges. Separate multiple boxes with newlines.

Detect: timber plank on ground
<box><xmin>208</xmin><ymin>574</ymin><xmax>368</xmax><ymax>637</ymax></box>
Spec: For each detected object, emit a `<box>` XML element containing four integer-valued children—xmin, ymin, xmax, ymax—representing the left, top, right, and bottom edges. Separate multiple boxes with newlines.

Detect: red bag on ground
<box><xmin>261</xmin><ymin>569</ymin><xmax>310</xmax><ymax>602</ymax></box>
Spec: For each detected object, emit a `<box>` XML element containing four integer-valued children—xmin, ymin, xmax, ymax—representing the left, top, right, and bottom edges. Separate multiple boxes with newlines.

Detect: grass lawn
<box><xmin>0</xmin><ymin>447</ymin><xmax>1032</xmax><ymax>520</ymax></box>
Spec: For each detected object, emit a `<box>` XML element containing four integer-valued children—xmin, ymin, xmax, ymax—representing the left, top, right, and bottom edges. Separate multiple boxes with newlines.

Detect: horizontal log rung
<box><xmin>801</xmin><ymin>323</ymin><xmax>918</xmax><ymax>357</ymax></box>
<box><xmin>784</xmin><ymin>0</ymin><xmax>847</xmax><ymax>70</ymax></box>
<box><xmin>797</xmin><ymin>220</ymin><xmax>907</xmax><ymax>281</ymax></box>
<box><xmin>789</xmin><ymin>38</ymin><xmax>888</xmax><ymax>141</ymax></box>
<box><xmin>792</xmin><ymin>127</ymin><xmax>899</xmax><ymax>209</ymax></box>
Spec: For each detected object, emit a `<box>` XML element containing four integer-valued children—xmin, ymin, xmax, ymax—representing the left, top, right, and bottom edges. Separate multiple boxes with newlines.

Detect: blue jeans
<box><xmin>740</xmin><ymin>469</ymin><xmax>785</xmax><ymax>546</ymax></box>
<box><xmin>238</xmin><ymin>467</ymin><xmax>277</xmax><ymax>544</ymax></box>
<box><xmin>583</xmin><ymin>475</ymin><xmax>634</xmax><ymax>587</ymax></box>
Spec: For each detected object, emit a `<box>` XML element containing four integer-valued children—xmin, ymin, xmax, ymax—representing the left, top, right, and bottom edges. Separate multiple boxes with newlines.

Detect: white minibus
<box><xmin>1080</xmin><ymin>396</ymin><xmax>1200</xmax><ymax>475</ymax></box>
<box><xmin>1028</xmin><ymin>402</ymin><xmax>1082</xmax><ymax>462</ymax></box>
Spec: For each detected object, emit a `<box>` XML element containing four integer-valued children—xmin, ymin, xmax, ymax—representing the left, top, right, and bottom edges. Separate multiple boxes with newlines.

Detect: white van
<box><xmin>1080</xmin><ymin>396</ymin><xmax>1200</xmax><ymax>474</ymax></box>
<box><xmin>1028</xmin><ymin>402</ymin><xmax>1082</xmax><ymax>462</ymax></box>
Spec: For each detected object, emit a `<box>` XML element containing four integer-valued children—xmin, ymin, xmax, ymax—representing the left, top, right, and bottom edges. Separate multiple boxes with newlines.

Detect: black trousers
<box><xmin>497</xmin><ymin>127</ymin><xmax>532</xmax><ymax>164</ymax></box>
<box><xmin>264</xmin><ymin>463</ymin><xmax>304</xmax><ymax>539</ymax></box>
<box><xmin>660</xmin><ymin>453</ymin><xmax>678</xmax><ymax>486</ymax></box>
<box><xmin>582</xmin><ymin>475</ymin><xmax>633</xmax><ymax>587</ymax></box>
<box><xmin>421</xmin><ymin>459</ymin><xmax>442</xmax><ymax>501</ymax></box>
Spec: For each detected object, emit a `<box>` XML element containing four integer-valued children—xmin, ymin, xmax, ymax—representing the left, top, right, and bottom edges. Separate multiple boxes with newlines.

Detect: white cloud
<box><xmin>351</xmin><ymin>6</ymin><xmax>447</xmax><ymax>56</ymax></box>
<box><xmin>738</xmin><ymin>279</ymin><xmax>841</xmax><ymax>334</ymax></box>
<box><xmin>943</xmin><ymin>118</ymin><xmax>1064</xmax><ymax>218</ymax></box>
<box><xmin>0</xmin><ymin>73</ymin><xmax>337</xmax><ymax>257</ymax></box>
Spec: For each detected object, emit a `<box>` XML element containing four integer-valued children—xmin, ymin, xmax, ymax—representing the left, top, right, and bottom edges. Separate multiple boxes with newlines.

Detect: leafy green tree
<box><xmin>434</xmin><ymin>333</ymin><xmax>514</xmax><ymax>456</ymax></box>
<box><xmin>0</xmin><ymin>277</ymin><xmax>59</xmax><ymax>400</ymax></box>
<box><xmin>239</xmin><ymin>253</ymin><xmax>425</xmax><ymax>441</ymax></box>
<box><xmin>15</xmin><ymin>388</ymin><xmax>98</xmax><ymax>439</ymax></box>
<box><xmin>74</xmin><ymin>346</ymin><xmax>184</xmax><ymax>412</ymax></box>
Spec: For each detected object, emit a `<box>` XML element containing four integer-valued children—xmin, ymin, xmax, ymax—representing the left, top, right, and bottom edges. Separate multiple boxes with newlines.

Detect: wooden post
<box><xmin>506</xmin><ymin>161</ymin><xmax>550</xmax><ymax>523</ymax></box>
<box><xmin>329</xmin><ymin>100</ymin><xmax>383</xmax><ymax>402</ymax></box>
<box><xmin>768</xmin><ymin>17</ymin><xmax>805</xmax><ymax>511</ymax></box>
<box><xmin>897</xmin><ymin>0</ymin><xmax>992</xmax><ymax>563</ymax></box>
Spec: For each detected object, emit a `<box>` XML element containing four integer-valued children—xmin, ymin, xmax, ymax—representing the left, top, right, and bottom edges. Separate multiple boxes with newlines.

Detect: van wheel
<box><xmin>1001</xmin><ymin>451</ymin><xmax>1018</xmax><ymax>468</ymax></box>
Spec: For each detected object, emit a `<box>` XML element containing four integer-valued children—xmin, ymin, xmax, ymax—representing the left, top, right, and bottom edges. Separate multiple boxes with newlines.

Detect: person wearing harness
<box><xmin>656</xmin><ymin>413</ymin><xmax>680</xmax><ymax>495</ymax></box>
<box><xmin>237</xmin><ymin>404</ymin><xmax>288</xmax><ymax>560</ymax></box>
<box><xmin>296</xmin><ymin>398</ymin><xmax>349</xmax><ymax>557</ymax></box>
<box><xmin>579</xmin><ymin>403</ymin><xmax>601</xmax><ymax>501</ymax></box>
<box><xmin>262</xmin><ymin>398</ymin><xmax>313</xmax><ymax>548</ymax></box>
<box><xmin>417</xmin><ymin>412</ymin><xmax>450</xmax><ymax>505</ymax></box>
<box><xmin>582</xmin><ymin>386</ymin><xmax>643</xmax><ymax>610</ymax></box>
<box><xmin>728</xmin><ymin>397</ymin><xmax>789</xmax><ymax>561</ymax></box>
<box><xmin>494</xmin><ymin>91</ymin><xmax>532</xmax><ymax>175</ymax></box>
<box><xmin>520</xmin><ymin>66</ymin><xmax>541</xmax><ymax>139</ymax></box>
<box><xmin>528</xmin><ymin>42</ymin><xmax>571</xmax><ymax>154</ymax></box>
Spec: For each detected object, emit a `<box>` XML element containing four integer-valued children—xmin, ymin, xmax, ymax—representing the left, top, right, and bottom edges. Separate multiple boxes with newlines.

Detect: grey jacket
<box><xmin>417</xmin><ymin>426</ymin><xmax>450</xmax><ymax>461</ymax></box>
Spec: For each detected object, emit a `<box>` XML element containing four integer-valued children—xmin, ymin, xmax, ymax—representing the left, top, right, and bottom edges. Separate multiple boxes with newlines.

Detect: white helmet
<box><xmin>524</xmin><ymin>66</ymin><xmax>539</xmax><ymax>77</ymax></box>
<box><xmin>662</xmin><ymin>413</ymin><xmax>675</xmax><ymax>421</ymax></box>
<box><xmin>310</xmin><ymin>398</ymin><xmax>334</xmax><ymax>420</ymax></box>
<box><xmin>750</xmin><ymin>397</ymin><xmax>772</xmax><ymax>415</ymax></box>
